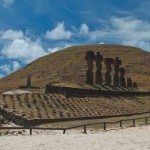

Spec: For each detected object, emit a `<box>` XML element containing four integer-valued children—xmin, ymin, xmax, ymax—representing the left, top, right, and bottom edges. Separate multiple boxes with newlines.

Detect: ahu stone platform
<box><xmin>0</xmin><ymin>93</ymin><xmax>150</xmax><ymax>126</ymax></box>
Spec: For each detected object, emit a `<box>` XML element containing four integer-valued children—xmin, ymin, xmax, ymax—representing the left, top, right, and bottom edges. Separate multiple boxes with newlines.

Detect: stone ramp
<box><xmin>0</xmin><ymin>93</ymin><xmax>150</xmax><ymax>126</ymax></box>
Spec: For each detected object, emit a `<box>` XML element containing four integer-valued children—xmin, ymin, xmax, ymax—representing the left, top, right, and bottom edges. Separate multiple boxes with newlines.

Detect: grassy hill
<box><xmin>0</xmin><ymin>44</ymin><xmax>150</xmax><ymax>92</ymax></box>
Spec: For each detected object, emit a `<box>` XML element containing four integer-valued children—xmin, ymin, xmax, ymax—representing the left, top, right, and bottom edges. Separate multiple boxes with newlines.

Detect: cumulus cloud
<box><xmin>1</xmin><ymin>29</ymin><xmax>46</xmax><ymax>64</ymax></box>
<box><xmin>12</xmin><ymin>61</ymin><xmax>21</xmax><ymax>71</ymax></box>
<box><xmin>87</xmin><ymin>17</ymin><xmax>150</xmax><ymax>51</ymax></box>
<box><xmin>48</xmin><ymin>47</ymin><xmax>60</xmax><ymax>53</ymax></box>
<box><xmin>1</xmin><ymin>0</ymin><xmax>14</xmax><ymax>7</ymax></box>
<box><xmin>1</xmin><ymin>29</ymin><xmax>24</xmax><ymax>40</ymax></box>
<box><xmin>79</xmin><ymin>24</ymin><xmax>89</xmax><ymax>35</ymax></box>
<box><xmin>45</xmin><ymin>22</ymin><xmax>73</xmax><ymax>40</ymax></box>
<box><xmin>0</xmin><ymin>61</ymin><xmax>21</xmax><ymax>75</ymax></box>
<box><xmin>0</xmin><ymin>64</ymin><xmax>11</xmax><ymax>74</ymax></box>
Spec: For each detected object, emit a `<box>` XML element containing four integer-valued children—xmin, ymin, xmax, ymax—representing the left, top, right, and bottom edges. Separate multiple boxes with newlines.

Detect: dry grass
<box><xmin>0</xmin><ymin>44</ymin><xmax>149</xmax><ymax>93</ymax></box>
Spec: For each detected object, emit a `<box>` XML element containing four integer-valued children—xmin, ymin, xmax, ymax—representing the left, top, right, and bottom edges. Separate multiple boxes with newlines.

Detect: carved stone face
<box><xmin>113</xmin><ymin>57</ymin><xmax>121</xmax><ymax>66</ymax></box>
<box><xmin>85</xmin><ymin>50</ymin><xmax>95</xmax><ymax>60</ymax></box>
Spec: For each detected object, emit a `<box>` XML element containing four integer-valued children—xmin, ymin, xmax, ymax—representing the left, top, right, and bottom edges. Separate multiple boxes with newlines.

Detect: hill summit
<box><xmin>0</xmin><ymin>44</ymin><xmax>150</xmax><ymax>92</ymax></box>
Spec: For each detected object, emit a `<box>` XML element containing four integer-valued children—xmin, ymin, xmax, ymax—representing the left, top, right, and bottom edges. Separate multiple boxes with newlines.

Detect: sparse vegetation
<box><xmin>0</xmin><ymin>44</ymin><xmax>149</xmax><ymax>93</ymax></box>
<box><xmin>0</xmin><ymin>93</ymin><xmax>150</xmax><ymax>121</ymax></box>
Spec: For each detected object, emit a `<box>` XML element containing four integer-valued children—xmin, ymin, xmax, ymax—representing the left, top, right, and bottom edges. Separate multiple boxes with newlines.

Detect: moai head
<box><xmin>85</xmin><ymin>50</ymin><xmax>95</xmax><ymax>60</ymax></box>
<box><xmin>113</xmin><ymin>57</ymin><xmax>122</xmax><ymax>66</ymax></box>
<box><xmin>104</xmin><ymin>58</ymin><xmax>114</xmax><ymax>72</ymax></box>
<box><xmin>85</xmin><ymin>50</ymin><xmax>95</xmax><ymax>71</ymax></box>
<box><xmin>95</xmin><ymin>52</ymin><xmax>103</xmax><ymax>61</ymax></box>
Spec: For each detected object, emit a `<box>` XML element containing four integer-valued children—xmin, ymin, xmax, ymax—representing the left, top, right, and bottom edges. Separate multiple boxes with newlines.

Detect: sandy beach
<box><xmin>0</xmin><ymin>125</ymin><xmax>150</xmax><ymax>150</ymax></box>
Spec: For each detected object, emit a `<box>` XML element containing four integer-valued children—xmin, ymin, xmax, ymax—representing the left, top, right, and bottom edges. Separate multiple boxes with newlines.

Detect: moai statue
<box><xmin>133</xmin><ymin>82</ymin><xmax>138</xmax><ymax>88</ymax></box>
<box><xmin>95</xmin><ymin>52</ymin><xmax>103</xmax><ymax>85</ymax></box>
<box><xmin>119</xmin><ymin>68</ymin><xmax>126</xmax><ymax>87</ymax></box>
<box><xmin>113</xmin><ymin>57</ymin><xmax>121</xmax><ymax>86</ymax></box>
<box><xmin>27</xmin><ymin>76</ymin><xmax>31</xmax><ymax>88</ymax></box>
<box><xmin>85</xmin><ymin>50</ymin><xmax>95</xmax><ymax>84</ymax></box>
<box><xmin>127</xmin><ymin>77</ymin><xmax>132</xmax><ymax>87</ymax></box>
<box><xmin>104</xmin><ymin>58</ymin><xmax>114</xmax><ymax>86</ymax></box>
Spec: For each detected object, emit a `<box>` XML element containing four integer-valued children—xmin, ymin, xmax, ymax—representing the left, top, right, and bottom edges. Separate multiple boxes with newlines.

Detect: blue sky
<box><xmin>0</xmin><ymin>0</ymin><xmax>150</xmax><ymax>78</ymax></box>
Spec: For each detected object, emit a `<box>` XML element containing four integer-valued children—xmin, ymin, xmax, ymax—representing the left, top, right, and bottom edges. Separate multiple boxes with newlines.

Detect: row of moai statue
<box><xmin>85</xmin><ymin>50</ymin><xmax>137</xmax><ymax>88</ymax></box>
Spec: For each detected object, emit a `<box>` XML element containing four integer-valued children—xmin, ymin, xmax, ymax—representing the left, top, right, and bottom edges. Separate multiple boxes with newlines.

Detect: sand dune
<box><xmin>0</xmin><ymin>125</ymin><xmax>150</xmax><ymax>150</ymax></box>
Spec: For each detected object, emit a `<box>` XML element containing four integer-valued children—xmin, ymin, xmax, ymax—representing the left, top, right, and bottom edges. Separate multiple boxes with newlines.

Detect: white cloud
<box><xmin>110</xmin><ymin>17</ymin><xmax>150</xmax><ymax>41</ymax></box>
<box><xmin>12</xmin><ymin>61</ymin><xmax>20</xmax><ymax>71</ymax></box>
<box><xmin>79</xmin><ymin>24</ymin><xmax>89</xmax><ymax>35</ymax></box>
<box><xmin>0</xmin><ymin>61</ymin><xmax>21</xmax><ymax>75</ymax></box>
<box><xmin>48</xmin><ymin>44</ymin><xmax>72</xmax><ymax>53</ymax></box>
<box><xmin>1</xmin><ymin>29</ymin><xmax>47</xmax><ymax>64</ymax></box>
<box><xmin>2</xmin><ymin>0</ymin><xmax>14</xmax><ymax>7</ymax></box>
<box><xmin>99</xmin><ymin>42</ymin><xmax>105</xmax><ymax>44</ymax></box>
<box><xmin>1</xmin><ymin>38</ymin><xmax>46</xmax><ymax>64</ymax></box>
<box><xmin>0</xmin><ymin>74</ymin><xmax>4</xmax><ymax>79</ymax></box>
<box><xmin>48</xmin><ymin>47</ymin><xmax>60</xmax><ymax>53</ymax></box>
<box><xmin>0</xmin><ymin>64</ymin><xmax>11</xmax><ymax>74</ymax></box>
<box><xmin>45</xmin><ymin>22</ymin><xmax>73</xmax><ymax>40</ymax></box>
<box><xmin>1</xmin><ymin>29</ymin><xmax>24</xmax><ymax>40</ymax></box>
<box><xmin>87</xmin><ymin>17</ymin><xmax>150</xmax><ymax>51</ymax></box>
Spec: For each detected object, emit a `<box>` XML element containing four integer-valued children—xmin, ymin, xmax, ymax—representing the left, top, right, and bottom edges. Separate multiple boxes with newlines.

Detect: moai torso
<box><xmin>27</xmin><ymin>76</ymin><xmax>31</xmax><ymax>88</ymax></box>
<box><xmin>127</xmin><ymin>77</ymin><xmax>132</xmax><ymax>87</ymax></box>
<box><xmin>113</xmin><ymin>57</ymin><xmax>121</xmax><ymax>86</ymax></box>
<box><xmin>85</xmin><ymin>51</ymin><xmax>95</xmax><ymax>71</ymax></box>
<box><xmin>95</xmin><ymin>52</ymin><xmax>103</xmax><ymax>70</ymax></box>
<box><xmin>133</xmin><ymin>82</ymin><xmax>138</xmax><ymax>88</ymax></box>
<box><xmin>113</xmin><ymin>57</ymin><xmax>121</xmax><ymax>74</ymax></box>
<box><xmin>95</xmin><ymin>52</ymin><xmax>103</xmax><ymax>85</ymax></box>
<box><xmin>104</xmin><ymin>58</ymin><xmax>113</xmax><ymax>85</ymax></box>
<box><xmin>85</xmin><ymin>50</ymin><xmax>95</xmax><ymax>84</ymax></box>
<box><xmin>119</xmin><ymin>67</ymin><xmax>126</xmax><ymax>87</ymax></box>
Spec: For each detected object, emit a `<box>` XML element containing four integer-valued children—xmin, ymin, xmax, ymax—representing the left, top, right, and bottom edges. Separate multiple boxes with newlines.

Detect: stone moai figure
<box><xmin>27</xmin><ymin>76</ymin><xmax>31</xmax><ymax>88</ymax></box>
<box><xmin>133</xmin><ymin>82</ymin><xmax>138</xmax><ymax>88</ymax></box>
<box><xmin>119</xmin><ymin>68</ymin><xmax>126</xmax><ymax>87</ymax></box>
<box><xmin>127</xmin><ymin>77</ymin><xmax>132</xmax><ymax>87</ymax></box>
<box><xmin>85</xmin><ymin>50</ymin><xmax>95</xmax><ymax>84</ymax></box>
<box><xmin>95</xmin><ymin>52</ymin><xmax>103</xmax><ymax>84</ymax></box>
<box><xmin>113</xmin><ymin>57</ymin><xmax>122</xmax><ymax>86</ymax></box>
<box><xmin>104</xmin><ymin>58</ymin><xmax>114</xmax><ymax>86</ymax></box>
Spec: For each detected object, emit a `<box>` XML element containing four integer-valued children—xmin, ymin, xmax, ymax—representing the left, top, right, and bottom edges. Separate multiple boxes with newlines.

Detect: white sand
<box><xmin>0</xmin><ymin>126</ymin><xmax>150</xmax><ymax>150</ymax></box>
<box><xmin>3</xmin><ymin>89</ymin><xmax>31</xmax><ymax>95</ymax></box>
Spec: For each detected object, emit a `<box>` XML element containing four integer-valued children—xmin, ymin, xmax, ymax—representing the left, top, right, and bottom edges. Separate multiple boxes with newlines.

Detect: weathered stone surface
<box><xmin>85</xmin><ymin>51</ymin><xmax>95</xmax><ymax>84</ymax></box>
<box><xmin>86</xmin><ymin>70</ymin><xmax>93</xmax><ymax>84</ymax></box>
<box><xmin>27</xmin><ymin>76</ymin><xmax>31</xmax><ymax>88</ymax></box>
<box><xmin>120</xmin><ymin>67</ymin><xmax>126</xmax><ymax>87</ymax></box>
<box><xmin>104</xmin><ymin>58</ymin><xmax>113</xmax><ymax>85</ymax></box>
<box><xmin>113</xmin><ymin>57</ymin><xmax>122</xmax><ymax>86</ymax></box>
<box><xmin>95</xmin><ymin>52</ymin><xmax>103</xmax><ymax>85</ymax></box>
<box><xmin>95</xmin><ymin>70</ymin><xmax>102</xmax><ymax>84</ymax></box>
<box><xmin>85</xmin><ymin>50</ymin><xmax>95</xmax><ymax>71</ymax></box>
<box><xmin>127</xmin><ymin>77</ymin><xmax>132</xmax><ymax>87</ymax></box>
<box><xmin>133</xmin><ymin>82</ymin><xmax>138</xmax><ymax>88</ymax></box>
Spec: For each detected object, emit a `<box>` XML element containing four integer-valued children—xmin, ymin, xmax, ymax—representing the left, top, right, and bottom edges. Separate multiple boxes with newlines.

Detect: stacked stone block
<box><xmin>104</xmin><ymin>58</ymin><xmax>113</xmax><ymax>86</ymax></box>
<box><xmin>95</xmin><ymin>52</ymin><xmax>103</xmax><ymax>85</ymax></box>
<box><xmin>85</xmin><ymin>50</ymin><xmax>95</xmax><ymax>84</ymax></box>
<box><xmin>119</xmin><ymin>67</ymin><xmax>126</xmax><ymax>87</ymax></box>
<box><xmin>113</xmin><ymin>57</ymin><xmax>121</xmax><ymax>86</ymax></box>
